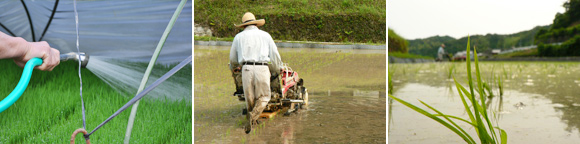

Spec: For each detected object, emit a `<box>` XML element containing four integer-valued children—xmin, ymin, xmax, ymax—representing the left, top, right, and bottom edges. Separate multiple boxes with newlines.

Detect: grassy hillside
<box><xmin>388</xmin><ymin>28</ymin><xmax>409</xmax><ymax>53</ymax></box>
<box><xmin>0</xmin><ymin>59</ymin><xmax>191</xmax><ymax>143</ymax></box>
<box><xmin>194</xmin><ymin>0</ymin><xmax>386</xmax><ymax>43</ymax></box>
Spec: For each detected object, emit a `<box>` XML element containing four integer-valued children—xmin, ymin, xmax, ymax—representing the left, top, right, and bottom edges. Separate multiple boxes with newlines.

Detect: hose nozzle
<box><xmin>60</xmin><ymin>52</ymin><xmax>90</xmax><ymax>67</ymax></box>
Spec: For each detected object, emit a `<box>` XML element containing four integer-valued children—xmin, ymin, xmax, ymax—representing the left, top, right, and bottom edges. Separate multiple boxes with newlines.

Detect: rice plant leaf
<box><xmin>456</xmin><ymin>82</ymin><xmax>487</xmax><ymax>115</ymax></box>
<box><xmin>388</xmin><ymin>95</ymin><xmax>474</xmax><ymax>144</ymax></box>
<box><xmin>419</xmin><ymin>100</ymin><xmax>476</xmax><ymax>144</ymax></box>
<box><xmin>466</xmin><ymin>36</ymin><xmax>475</xmax><ymax>105</ymax></box>
<box><xmin>453</xmin><ymin>77</ymin><xmax>476</xmax><ymax>124</ymax></box>
<box><xmin>456</xmin><ymin>83</ymin><xmax>487</xmax><ymax>138</ymax></box>
<box><xmin>433</xmin><ymin>114</ymin><xmax>477</xmax><ymax>127</ymax></box>
<box><xmin>498</xmin><ymin>127</ymin><xmax>507</xmax><ymax>144</ymax></box>
<box><xmin>465</xmin><ymin>36</ymin><xmax>492</xmax><ymax>143</ymax></box>
<box><xmin>474</xmin><ymin>47</ymin><xmax>499</xmax><ymax>142</ymax></box>
<box><xmin>474</xmin><ymin>46</ymin><xmax>486</xmax><ymax>103</ymax></box>
<box><xmin>498</xmin><ymin>75</ymin><xmax>503</xmax><ymax>96</ymax></box>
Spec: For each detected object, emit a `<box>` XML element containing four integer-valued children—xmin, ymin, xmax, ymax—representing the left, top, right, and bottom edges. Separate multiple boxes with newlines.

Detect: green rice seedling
<box><xmin>388</xmin><ymin>71</ymin><xmax>394</xmax><ymax>95</ymax></box>
<box><xmin>240</xmin><ymin>136</ymin><xmax>246</xmax><ymax>144</ymax></box>
<box><xmin>502</xmin><ymin>66</ymin><xmax>508</xmax><ymax>80</ymax></box>
<box><xmin>0</xmin><ymin>59</ymin><xmax>192</xmax><ymax>143</ymax></box>
<box><xmin>483</xmin><ymin>82</ymin><xmax>494</xmax><ymax>98</ymax></box>
<box><xmin>389</xmin><ymin>36</ymin><xmax>507</xmax><ymax>144</ymax></box>
<box><xmin>497</xmin><ymin>75</ymin><xmax>503</xmax><ymax>97</ymax></box>
<box><xmin>448</xmin><ymin>64</ymin><xmax>456</xmax><ymax>79</ymax></box>
<box><xmin>195</xmin><ymin>48</ymin><xmax>386</xmax><ymax>142</ymax></box>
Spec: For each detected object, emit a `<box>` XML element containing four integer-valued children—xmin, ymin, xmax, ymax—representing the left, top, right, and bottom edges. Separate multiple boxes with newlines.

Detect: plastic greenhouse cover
<box><xmin>0</xmin><ymin>0</ymin><xmax>192</xmax><ymax>100</ymax></box>
<box><xmin>0</xmin><ymin>0</ymin><xmax>192</xmax><ymax>64</ymax></box>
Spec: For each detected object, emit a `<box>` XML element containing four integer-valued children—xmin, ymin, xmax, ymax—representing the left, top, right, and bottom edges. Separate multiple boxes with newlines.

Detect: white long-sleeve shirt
<box><xmin>229</xmin><ymin>25</ymin><xmax>282</xmax><ymax>70</ymax></box>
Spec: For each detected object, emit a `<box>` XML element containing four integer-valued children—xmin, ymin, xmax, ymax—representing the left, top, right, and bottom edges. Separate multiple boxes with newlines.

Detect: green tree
<box><xmin>535</xmin><ymin>0</ymin><xmax>580</xmax><ymax>56</ymax></box>
<box><xmin>388</xmin><ymin>28</ymin><xmax>409</xmax><ymax>53</ymax></box>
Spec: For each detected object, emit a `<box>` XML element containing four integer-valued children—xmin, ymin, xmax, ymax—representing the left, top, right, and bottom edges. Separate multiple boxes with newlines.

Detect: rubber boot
<box><xmin>245</xmin><ymin>113</ymin><xmax>252</xmax><ymax>134</ymax></box>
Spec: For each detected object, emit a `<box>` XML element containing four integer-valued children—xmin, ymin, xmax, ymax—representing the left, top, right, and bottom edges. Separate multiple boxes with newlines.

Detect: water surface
<box><xmin>195</xmin><ymin>45</ymin><xmax>386</xmax><ymax>143</ymax></box>
<box><xmin>389</xmin><ymin>62</ymin><xmax>580</xmax><ymax>143</ymax></box>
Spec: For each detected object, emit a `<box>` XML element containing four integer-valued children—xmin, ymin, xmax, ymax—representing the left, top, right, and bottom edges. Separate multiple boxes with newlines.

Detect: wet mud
<box><xmin>195</xmin><ymin>45</ymin><xmax>386</xmax><ymax>143</ymax></box>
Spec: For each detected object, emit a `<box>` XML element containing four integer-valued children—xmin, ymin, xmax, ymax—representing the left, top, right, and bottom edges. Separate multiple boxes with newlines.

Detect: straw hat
<box><xmin>234</xmin><ymin>12</ymin><xmax>265</xmax><ymax>28</ymax></box>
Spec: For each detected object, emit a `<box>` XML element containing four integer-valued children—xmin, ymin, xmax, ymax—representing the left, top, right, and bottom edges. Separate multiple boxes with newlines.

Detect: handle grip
<box><xmin>0</xmin><ymin>57</ymin><xmax>43</xmax><ymax>113</ymax></box>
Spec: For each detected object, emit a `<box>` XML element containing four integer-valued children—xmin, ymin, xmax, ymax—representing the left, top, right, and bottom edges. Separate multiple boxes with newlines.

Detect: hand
<box><xmin>13</xmin><ymin>41</ymin><xmax>60</xmax><ymax>71</ymax></box>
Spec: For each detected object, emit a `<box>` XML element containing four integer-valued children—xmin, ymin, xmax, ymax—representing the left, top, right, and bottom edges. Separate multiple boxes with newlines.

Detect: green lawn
<box><xmin>0</xmin><ymin>59</ymin><xmax>191</xmax><ymax>143</ymax></box>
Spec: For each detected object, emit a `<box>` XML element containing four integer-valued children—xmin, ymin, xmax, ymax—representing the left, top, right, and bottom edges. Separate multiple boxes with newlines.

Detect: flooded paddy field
<box><xmin>389</xmin><ymin>62</ymin><xmax>580</xmax><ymax>143</ymax></box>
<box><xmin>194</xmin><ymin>45</ymin><xmax>386</xmax><ymax>143</ymax></box>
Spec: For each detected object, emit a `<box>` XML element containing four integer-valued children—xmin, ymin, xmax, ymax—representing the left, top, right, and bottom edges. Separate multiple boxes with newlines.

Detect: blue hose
<box><xmin>0</xmin><ymin>58</ymin><xmax>43</xmax><ymax>113</ymax></box>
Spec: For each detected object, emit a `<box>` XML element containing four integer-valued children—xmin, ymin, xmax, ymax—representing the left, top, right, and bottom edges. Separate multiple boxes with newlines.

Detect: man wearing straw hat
<box><xmin>229</xmin><ymin>12</ymin><xmax>282</xmax><ymax>134</ymax></box>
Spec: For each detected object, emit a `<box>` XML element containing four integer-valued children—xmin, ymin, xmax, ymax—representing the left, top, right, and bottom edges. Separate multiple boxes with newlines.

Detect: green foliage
<box><xmin>194</xmin><ymin>36</ymin><xmax>235</xmax><ymax>41</ymax></box>
<box><xmin>194</xmin><ymin>0</ymin><xmax>386</xmax><ymax>43</ymax></box>
<box><xmin>551</xmin><ymin>0</ymin><xmax>580</xmax><ymax>30</ymax></box>
<box><xmin>0</xmin><ymin>59</ymin><xmax>191</xmax><ymax>143</ymax></box>
<box><xmin>388</xmin><ymin>28</ymin><xmax>409</xmax><ymax>53</ymax></box>
<box><xmin>493</xmin><ymin>48</ymin><xmax>538</xmax><ymax>58</ymax></box>
<box><xmin>341</xmin><ymin>0</ymin><xmax>353</xmax><ymax>8</ymax></box>
<box><xmin>497</xmin><ymin>75</ymin><xmax>503</xmax><ymax>96</ymax></box>
<box><xmin>448</xmin><ymin>64</ymin><xmax>455</xmax><ymax>79</ymax></box>
<box><xmin>534</xmin><ymin>0</ymin><xmax>580</xmax><ymax>57</ymax></box>
<box><xmin>389</xmin><ymin>36</ymin><xmax>507</xmax><ymax>144</ymax></box>
<box><xmin>409</xmin><ymin>26</ymin><xmax>549</xmax><ymax>58</ymax></box>
<box><xmin>535</xmin><ymin>24</ymin><xmax>580</xmax><ymax>44</ymax></box>
<box><xmin>538</xmin><ymin>35</ymin><xmax>580</xmax><ymax>57</ymax></box>
<box><xmin>388</xmin><ymin>52</ymin><xmax>433</xmax><ymax>59</ymax></box>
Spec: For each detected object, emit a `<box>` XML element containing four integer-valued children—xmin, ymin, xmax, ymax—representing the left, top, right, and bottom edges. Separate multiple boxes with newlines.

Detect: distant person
<box><xmin>229</xmin><ymin>12</ymin><xmax>283</xmax><ymax>134</ymax></box>
<box><xmin>437</xmin><ymin>44</ymin><xmax>445</xmax><ymax>62</ymax></box>
<box><xmin>0</xmin><ymin>31</ymin><xmax>60</xmax><ymax>71</ymax></box>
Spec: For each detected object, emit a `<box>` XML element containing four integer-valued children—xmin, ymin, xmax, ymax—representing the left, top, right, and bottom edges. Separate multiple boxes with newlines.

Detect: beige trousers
<box><xmin>242</xmin><ymin>65</ymin><xmax>271</xmax><ymax>122</ymax></box>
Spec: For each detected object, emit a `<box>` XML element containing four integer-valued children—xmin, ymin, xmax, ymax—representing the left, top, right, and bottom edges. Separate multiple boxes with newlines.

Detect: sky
<box><xmin>388</xmin><ymin>0</ymin><xmax>568</xmax><ymax>40</ymax></box>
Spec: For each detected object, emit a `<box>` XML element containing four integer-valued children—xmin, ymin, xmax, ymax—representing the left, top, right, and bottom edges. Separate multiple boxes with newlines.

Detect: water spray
<box><xmin>60</xmin><ymin>52</ymin><xmax>90</xmax><ymax>67</ymax></box>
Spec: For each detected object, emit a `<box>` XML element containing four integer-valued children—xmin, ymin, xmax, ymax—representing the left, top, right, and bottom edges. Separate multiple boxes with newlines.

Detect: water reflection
<box><xmin>388</xmin><ymin>97</ymin><xmax>393</xmax><ymax>132</ymax></box>
<box><xmin>390</xmin><ymin>62</ymin><xmax>580</xmax><ymax>143</ymax></box>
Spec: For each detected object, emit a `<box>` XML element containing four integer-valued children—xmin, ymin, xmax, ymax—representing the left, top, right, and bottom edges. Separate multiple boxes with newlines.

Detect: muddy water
<box><xmin>207</xmin><ymin>93</ymin><xmax>386</xmax><ymax>144</ymax></box>
<box><xmin>195</xmin><ymin>45</ymin><xmax>386</xmax><ymax>143</ymax></box>
<box><xmin>389</xmin><ymin>62</ymin><xmax>580</xmax><ymax>143</ymax></box>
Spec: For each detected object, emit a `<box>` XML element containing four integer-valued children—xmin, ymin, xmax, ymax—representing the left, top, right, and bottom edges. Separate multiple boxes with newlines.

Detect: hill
<box><xmin>408</xmin><ymin>25</ymin><xmax>549</xmax><ymax>58</ymax></box>
<box><xmin>388</xmin><ymin>28</ymin><xmax>409</xmax><ymax>53</ymax></box>
<box><xmin>194</xmin><ymin>0</ymin><xmax>386</xmax><ymax>43</ymax></box>
<box><xmin>536</xmin><ymin>0</ymin><xmax>580</xmax><ymax>57</ymax></box>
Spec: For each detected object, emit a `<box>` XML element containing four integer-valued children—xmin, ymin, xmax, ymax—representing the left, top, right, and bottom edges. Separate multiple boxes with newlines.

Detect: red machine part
<box><xmin>281</xmin><ymin>69</ymin><xmax>300</xmax><ymax>95</ymax></box>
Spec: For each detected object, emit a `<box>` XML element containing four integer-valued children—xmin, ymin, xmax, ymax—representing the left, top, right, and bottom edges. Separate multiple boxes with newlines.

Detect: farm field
<box><xmin>389</xmin><ymin>61</ymin><xmax>580</xmax><ymax>143</ymax></box>
<box><xmin>194</xmin><ymin>45</ymin><xmax>386</xmax><ymax>143</ymax></box>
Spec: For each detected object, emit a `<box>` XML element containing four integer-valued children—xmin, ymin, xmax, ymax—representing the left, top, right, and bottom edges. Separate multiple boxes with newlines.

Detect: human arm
<box><xmin>268</xmin><ymin>36</ymin><xmax>282</xmax><ymax>71</ymax></box>
<box><xmin>0</xmin><ymin>31</ymin><xmax>60</xmax><ymax>71</ymax></box>
<box><xmin>229</xmin><ymin>35</ymin><xmax>240</xmax><ymax>71</ymax></box>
